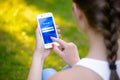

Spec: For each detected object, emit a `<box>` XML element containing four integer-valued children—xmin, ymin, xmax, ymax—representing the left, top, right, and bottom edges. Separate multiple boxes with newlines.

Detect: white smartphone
<box><xmin>36</xmin><ymin>12</ymin><xmax>59</xmax><ymax>49</ymax></box>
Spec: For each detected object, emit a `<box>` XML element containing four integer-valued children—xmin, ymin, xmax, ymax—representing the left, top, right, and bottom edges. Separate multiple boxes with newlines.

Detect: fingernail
<box><xmin>52</xmin><ymin>44</ymin><xmax>54</xmax><ymax>48</ymax></box>
<box><xmin>50</xmin><ymin>36</ymin><xmax>54</xmax><ymax>40</ymax></box>
<box><xmin>36</xmin><ymin>24</ymin><xmax>38</xmax><ymax>29</ymax></box>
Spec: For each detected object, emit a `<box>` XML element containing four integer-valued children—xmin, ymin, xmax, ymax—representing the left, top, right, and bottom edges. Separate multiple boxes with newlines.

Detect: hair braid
<box><xmin>106</xmin><ymin>0</ymin><xmax>120</xmax><ymax>80</ymax></box>
<box><xmin>73</xmin><ymin>0</ymin><xmax>120</xmax><ymax>79</ymax></box>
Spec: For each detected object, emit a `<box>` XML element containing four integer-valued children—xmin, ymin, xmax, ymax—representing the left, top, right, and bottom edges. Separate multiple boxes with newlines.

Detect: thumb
<box><xmin>36</xmin><ymin>25</ymin><xmax>42</xmax><ymax>42</ymax></box>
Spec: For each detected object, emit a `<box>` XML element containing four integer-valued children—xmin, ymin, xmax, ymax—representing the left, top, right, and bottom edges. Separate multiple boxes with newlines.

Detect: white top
<box><xmin>75</xmin><ymin>58</ymin><xmax>120</xmax><ymax>80</ymax></box>
<box><xmin>116</xmin><ymin>60</ymin><xmax>120</xmax><ymax>78</ymax></box>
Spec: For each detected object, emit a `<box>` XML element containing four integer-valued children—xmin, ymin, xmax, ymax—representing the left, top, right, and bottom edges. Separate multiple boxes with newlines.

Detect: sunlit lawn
<box><xmin>0</xmin><ymin>0</ymin><xmax>88</xmax><ymax>80</ymax></box>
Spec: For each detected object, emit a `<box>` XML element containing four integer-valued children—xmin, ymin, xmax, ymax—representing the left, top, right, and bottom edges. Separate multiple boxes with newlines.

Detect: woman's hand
<box><xmin>35</xmin><ymin>25</ymin><xmax>61</xmax><ymax>61</ymax></box>
<box><xmin>27</xmin><ymin>25</ymin><xmax>61</xmax><ymax>80</ymax></box>
<box><xmin>51</xmin><ymin>37</ymin><xmax>80</xmax><ymax>67</ymax></box>
<box><xmin>34</xmin><ymin>25</ymin><xmax>51</xmax><ymax>61</ymax></box>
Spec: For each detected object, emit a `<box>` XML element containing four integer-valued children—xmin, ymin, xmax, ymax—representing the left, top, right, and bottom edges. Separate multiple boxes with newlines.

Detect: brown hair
<box><xmin>73</xmin><ymin>0</ymin><xmax>120</xmax><ymax>80</ymax></box>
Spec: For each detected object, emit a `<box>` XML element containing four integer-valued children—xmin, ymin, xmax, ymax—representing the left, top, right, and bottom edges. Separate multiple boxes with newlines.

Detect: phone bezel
<box><xmin>36</xmin><ymin>12</ymin><xmax>59</xmax><ymax>49</ymax></box>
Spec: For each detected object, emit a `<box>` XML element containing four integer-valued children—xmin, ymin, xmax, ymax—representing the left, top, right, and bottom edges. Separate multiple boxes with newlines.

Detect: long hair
<box><xmin>73</xmin><ymin>0</ymin><xmax>120</xmax><ymax>80</ymax></box>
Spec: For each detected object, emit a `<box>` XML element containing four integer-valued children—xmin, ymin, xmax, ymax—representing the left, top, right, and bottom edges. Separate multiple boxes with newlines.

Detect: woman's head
<box><xmin>73</xmin><ymin>0</ymin><xmax>120</xmax><ymax>80</ymax></box>
<box><xmin>73</xmin><ymin>0</ymin><xmax>111</xmax><ymax>33</ymax></box>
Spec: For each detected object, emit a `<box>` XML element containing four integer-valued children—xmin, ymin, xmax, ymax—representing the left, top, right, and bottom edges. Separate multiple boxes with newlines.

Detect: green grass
<box><xmin>0</xmin><ymin>0</ymin><xmax>88</xmax><ymax>80</ymax></box>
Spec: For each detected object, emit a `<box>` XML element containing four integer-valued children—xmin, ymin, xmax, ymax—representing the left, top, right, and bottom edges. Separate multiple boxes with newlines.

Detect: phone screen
<box><xmin>38</xmin><ymin>17</ymin><xmax>57</xmax><ymax>44</ymax></box>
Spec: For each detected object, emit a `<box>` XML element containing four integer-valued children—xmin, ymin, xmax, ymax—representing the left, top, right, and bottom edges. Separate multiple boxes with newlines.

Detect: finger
<box><xmin>59</xmin><ymin>46</ymin><xmax>64</xmax><ymax>51</ymax></box>
<box><xmin>36</xmin><ymin>25</ymin><xmax>42</xmax><ymax>41</ymax></box>
<box><xmin>57</xmin><ymin>29</ymin><xmax>61</xmax><ymax>33</ymax></box>
<box><xmin>36</xmin><ymin>27</ymin><xmax>40</xmax><ymax>36</ymax></box>
<box><xmin>58</xmin><ymin>34</ymin><xmax>61</xmax><ymax>37</ymax></box>
<box><xmin>36</xmin><ymin>26</ymin><xmax>39</xmax><ymax>37</ymax></box>
<box><xmin>56</xmin><ymin>25</ymin><xmax>59</xmax><ymax>29</ymax></box>
<box><xmin>51</xmin><ymin>37</ymin><xmax>67</xmax><ymax>47</ymax></box>
<box><xmin>53</xmin><ymin>45</ymin><xmax>64</xmax><ymax>58</ymax></box>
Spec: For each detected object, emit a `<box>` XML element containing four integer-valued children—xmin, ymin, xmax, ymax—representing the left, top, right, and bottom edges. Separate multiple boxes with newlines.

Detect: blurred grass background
<box><xmin>0</xmin><ymin>0</ymin><xmax>88</xmax><ymax>80</ymax></box>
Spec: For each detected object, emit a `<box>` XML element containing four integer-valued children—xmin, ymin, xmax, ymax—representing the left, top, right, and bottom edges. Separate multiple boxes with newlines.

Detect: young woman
<box><xmin>27</xmin><ymin>0</ymin><xmax>120</xmax><ymax>80</ymax></box>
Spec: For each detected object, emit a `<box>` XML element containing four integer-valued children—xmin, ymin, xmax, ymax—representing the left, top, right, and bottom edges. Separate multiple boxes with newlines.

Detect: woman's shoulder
<box><xmin>48</xmin><ymin>66</ymin><xmax>101</xmax><ymax>80</ymax></box>
<box><xmin>76</xmin><ymin>58</ymin><xmax>111</xmax><ymax>79</ymax></box>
